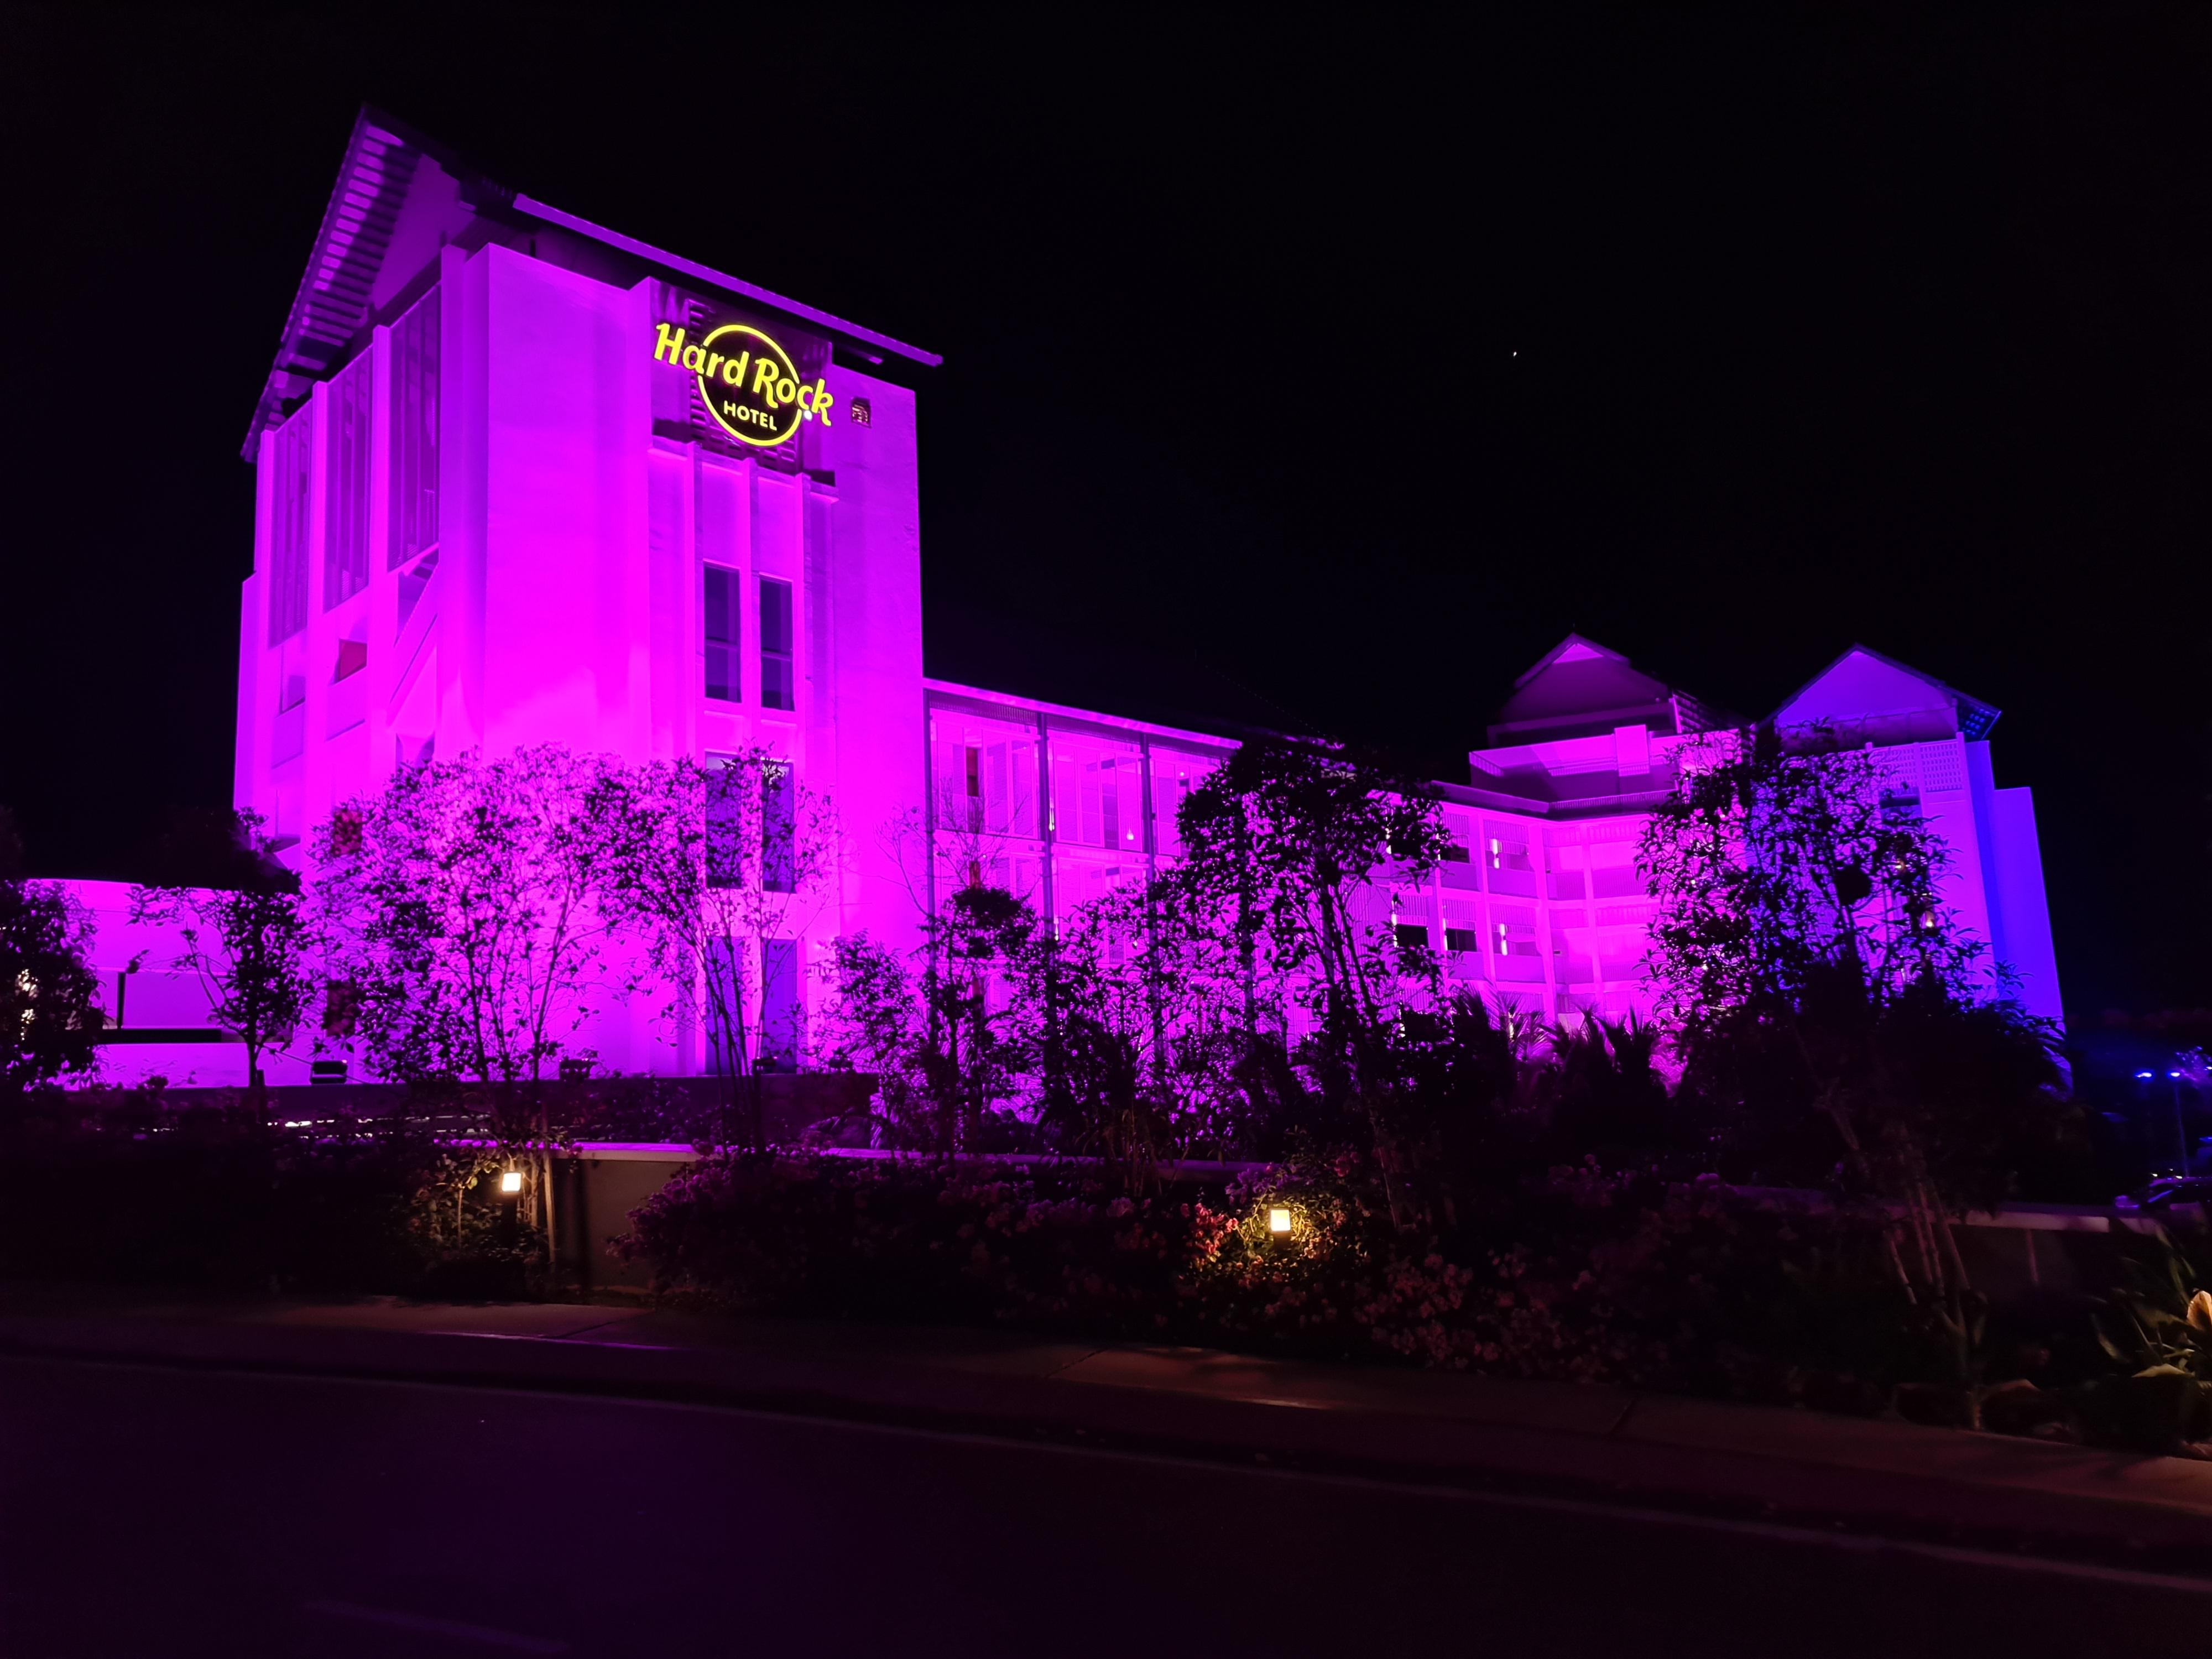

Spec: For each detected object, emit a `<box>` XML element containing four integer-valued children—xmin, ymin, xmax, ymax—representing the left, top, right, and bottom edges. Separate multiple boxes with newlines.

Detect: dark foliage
<box><xmin>1</xmin><ymin>809</ymin><xmax>102</xmax><ymax>1104</ymax></box>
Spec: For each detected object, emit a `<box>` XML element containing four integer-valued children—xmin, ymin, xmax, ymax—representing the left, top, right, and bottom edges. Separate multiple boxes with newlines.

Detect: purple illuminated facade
<box><xmin>1420</xmin><ymin>635</ymin><xmax>2062</xmax><ymax>1027</ymax></box>
<box><xmin>77</xmin><ymin>112</ymin><xmax>2062</xmax><ymax>1086</ymax></box>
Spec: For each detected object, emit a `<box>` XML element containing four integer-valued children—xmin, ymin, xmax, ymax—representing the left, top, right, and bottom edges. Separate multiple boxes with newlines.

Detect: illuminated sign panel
<box><xmin>652</xmin><ymin>320</ymin><xmax>834</xmax><ymax>448</ymax></box>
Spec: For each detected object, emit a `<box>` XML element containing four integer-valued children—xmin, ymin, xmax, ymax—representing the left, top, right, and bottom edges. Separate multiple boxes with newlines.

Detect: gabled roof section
<box><xmin>244</xmin><ymin>107</ymin><xmax>939</xmax><ymax>458</ymax></box>
<box><xmin>1772</xmin><ymin>644</ymin><xmax>2000</xmax><ymax>744</ymax></box>
<box><xmin>243</xmin><ymin>110</ymin><xmax>478</xmax><ymax>457</ymax></box>
<box><xmin>1485</xmin><ymin>634</ymin><xmax>1723</xmax><ymax>745</ymax></box>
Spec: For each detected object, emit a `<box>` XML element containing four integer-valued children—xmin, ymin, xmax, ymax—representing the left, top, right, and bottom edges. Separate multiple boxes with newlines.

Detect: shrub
<box><xmin>0</xmin><ymin>1086</ymin><xmax>539</xmax><ymax>1296</ymax></box>
<box><xmin>614</xmin><ymin>1152</ymin><xmax>1196</xmax><ymax>1333</ymax></box>
<box><xmin>614</xmin><ymin>1146</ymin><xmax>1938</xmax><ymax>1402</ymax></box>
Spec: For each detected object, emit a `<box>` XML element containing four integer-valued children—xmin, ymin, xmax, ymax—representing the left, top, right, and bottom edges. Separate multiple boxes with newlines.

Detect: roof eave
<box><xmin>512</xmin><ymin>195</ymin><xmax>940</xmax><ymax>369</ymax></box>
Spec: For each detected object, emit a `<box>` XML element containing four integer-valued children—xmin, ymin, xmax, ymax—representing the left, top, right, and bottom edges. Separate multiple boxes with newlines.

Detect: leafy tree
<box><xmin>0</xmin><ymin>806</ymin><xmax>102</xmax><ymax>1108</ymax></box>
<box><xmin>619</xmin><ymin>750</ymin><xmax>839</xmax><ymax>1151</ymax></box>
<box><xmin>1162</xmin><ymin>737</ymin><xmax>1450</xmax><ymax>1220</ymax></box>
<box><xmin>1639</xmin><ymin>723</ymin><xmax>2066</xmax><ymax>1410</ymax></box>
<box><xmin>1542</xmin><ymin>1011</ymin><xmax>1677</xmax><ymax>1167</ymax></box>
<box><xmin>1010</xmin><ymin>884</ymin><xmax>1185</xmax><ymax>1182</ymax></box>
<box><xmin>312</xmin><ymin>746</ymin><xmax>656</xmax><ymax>1269</ymax></box>
<box><xmin>130</xmin><ymin>808</ymin><xmax>306</xmax><ymax>1125</ymax></box>
<box><xmin>822</xmin><ymin>883</ymin><xmax>1034</xmax><ymax>1154</ymax></box>
<box><xmin>313</xmin><ymin>747</ymin><xmax>651</xmax><ymax>1091</ymax></box>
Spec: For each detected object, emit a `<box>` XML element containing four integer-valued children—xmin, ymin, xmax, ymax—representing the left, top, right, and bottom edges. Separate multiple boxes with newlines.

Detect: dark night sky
<box><xmin>2</xmin><ymin>7</ymin><xmax>2206</xmax><ymax>1022</ymax></box>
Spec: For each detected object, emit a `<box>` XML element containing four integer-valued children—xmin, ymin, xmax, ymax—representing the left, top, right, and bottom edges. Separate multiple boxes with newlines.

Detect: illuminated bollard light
<box><xmin>500</xmin><ymin>1170</ymin><xmax>524</xmax><ymax>1194</ymax></box>
<box><xmin>1268</xmin><ymin>1206</ymin><xmax>1292</xmax><ymax>1237</ymax></box>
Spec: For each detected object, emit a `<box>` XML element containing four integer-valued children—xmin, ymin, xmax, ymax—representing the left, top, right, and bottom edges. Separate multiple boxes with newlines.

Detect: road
<box><xmin>1</xmin><ymin>1354</ymin><xmax>2204</xmax><ymax>1657</ymax></box>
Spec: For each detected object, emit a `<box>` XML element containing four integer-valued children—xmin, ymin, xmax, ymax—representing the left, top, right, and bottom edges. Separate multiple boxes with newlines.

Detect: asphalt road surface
<box><xmin>2</xmin><ymin>1354</ymin><xmax>2204</xmax><ymax>1657</ymax></box>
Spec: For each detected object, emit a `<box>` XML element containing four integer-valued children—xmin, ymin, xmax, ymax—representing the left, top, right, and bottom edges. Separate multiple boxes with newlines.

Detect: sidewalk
<box><xmin>6</xmin><ymin>1284</ymin><xmax>2212</xmax><ymax>1575</ymax></box>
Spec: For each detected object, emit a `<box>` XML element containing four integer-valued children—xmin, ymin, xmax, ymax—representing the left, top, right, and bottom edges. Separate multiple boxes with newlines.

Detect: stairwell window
<box><xmin>704</xmin><ymin>565</ymin><xmax>740</xmax><ymax>702</ymax></box>
<box><xmin>269</xmin><ymin>407</ymin><xmax>311</xmax><ymax>645</ymax></box>
<box><xmin>390</xmin><ymin>286</ymin><xmax>440</xmax><ymax>572</ymax></box>
<box><xmin>759</xmin><ymin>576</ymin><xmax>794</xmax><ymax>711</ymax></box>
<box><xmin>325</xmin><ymin>357</ymin><xmax>371</xmax><ymax>609</ymax></box>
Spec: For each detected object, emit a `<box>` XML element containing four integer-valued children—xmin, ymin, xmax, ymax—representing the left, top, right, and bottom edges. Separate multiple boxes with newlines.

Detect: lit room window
<box><xmin>704</xmin><ymin>566</ymin><xmax>739</xmax><ymax>701</ymax></box>
<box><xmin>759</xmin><ymin>576</ymin><xmax>794</xmax><ymax>711</ymax></box>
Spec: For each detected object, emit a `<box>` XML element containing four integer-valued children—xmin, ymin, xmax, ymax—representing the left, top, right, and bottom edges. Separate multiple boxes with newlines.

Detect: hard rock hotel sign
<box><xmin>651</xmin><ymin>319</ymin><xmax>835</xmax><ymax>448</ymax></box>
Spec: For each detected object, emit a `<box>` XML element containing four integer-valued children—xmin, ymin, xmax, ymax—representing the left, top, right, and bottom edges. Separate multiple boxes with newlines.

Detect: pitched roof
<box><xmin>1485</xmin><ymin>634</ymin><xmax>1724</xmax><ymax>745</ymax></box>
<box><xmin>243</xmin><ymin>107</ymin><xmax>938</xmax><ymax>458</ymax></box>
<box><xmin>1773</xmin><ymin>644</ymin><xmax>2001</xmax><ymax>742</ymax></box>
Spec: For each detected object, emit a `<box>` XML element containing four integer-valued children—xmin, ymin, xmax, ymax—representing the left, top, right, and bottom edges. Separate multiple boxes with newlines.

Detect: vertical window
<box><xmin>759</xmin><ymin>576</ymin><xmax>794</xmax><ymax>711</ymax></box>
<box><xmin>269</xmin><ymin>406</ymin><xmax>311</xmax><ymax>644</ymax></box>
<box><xmin>705</xmin><ymin>753</ymin><xmax>743</xmax><ymax>888</ymax></box>
<box><xmin>759</xmin><ymin>938</ymin><xmax>800</xmax><ymax>1070</ymax></box>
<box><xmin>704</xmin><ymin>566</ymin><xmax>740</xmax><ymax>701</ymax></box>
<box><xmin>761</xmin><ymin>761</ymin><xmax>795</xmax><ymax>893</ymax></box>
<box><xmin>326</xmin><ymin>357</ymin><xmax>371</xmax><ymax>609</ymax></box>
<box><xmin>389</xmin><ymin>287</ymin><xmax>440</xmax><ymax>571</ymax></box>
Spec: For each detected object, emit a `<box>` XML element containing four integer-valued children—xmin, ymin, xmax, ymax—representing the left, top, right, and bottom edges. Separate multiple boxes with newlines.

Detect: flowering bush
<box><xmin>614</xmin><ymin>1152</ymin><xmax>1194</xmax><ymax>1333</ymax></box>
<box><xmin>615</xmin><ymin>1147</ymin><xmax>1920</xmax><ymax>1399</ymax></box>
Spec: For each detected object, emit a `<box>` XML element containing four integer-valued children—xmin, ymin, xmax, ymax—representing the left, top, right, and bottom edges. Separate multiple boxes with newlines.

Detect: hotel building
<box><xmin>78</xmin><ymin>111</ymin><xmax>2062</xmax><ymax>1085</ymax></box>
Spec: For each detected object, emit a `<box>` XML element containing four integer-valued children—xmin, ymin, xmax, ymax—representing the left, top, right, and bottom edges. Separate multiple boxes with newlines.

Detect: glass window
<box><xmin>325</xmin><ymin>357</ymin><xmax>371</xmax><ymax>610</ymax></box>
<box><xmin>705</xmin><ymin>753</ymin><xmax>743</xmax><ymax>888</ymax></box>
<box><xmin>1150</xmin><ymin>749</ymin><xmax>1218</xmax><ymax>859</ymax></box>
<box><xmin>759</xmin><ymin>938</ymin><xmax>801</xmax><ymax>1070</ymax></box>
<box><xmin>389</xmin><ymin>287</ymin><xmax>439</xmax><ymax>572</ymax></box>
<box><xmin>704</xmin><ymin>566</ymin><xmax>739</xmax><ymax>701</ymax></box>
<box><xmin>930</xmin><ymin>710</ymin><xmax>1040</xmax><ymax>842</ymax></box>
<box><xmin>759</xmin><ymin>576</ymin><xmax>794</xmax><ymax>711</ymax></box>
<box><xmin>1050</xmin><ymin>731</ymin><xmax>1143</xmax><ymax>853</ymax></box>
<box><xmin>269</xmin><ymin>406</ymin><xmax>311</xmax><ymax>644</ymax></box>
<box><xmin>1483</xmin><ymin>820</ymin><xmax>1540</xmax><ymax>898</ymax></box>
<box><xmin>761</xmin><ymin>760</ymin><xmax>795</xmax><ymax>893</ymax></box>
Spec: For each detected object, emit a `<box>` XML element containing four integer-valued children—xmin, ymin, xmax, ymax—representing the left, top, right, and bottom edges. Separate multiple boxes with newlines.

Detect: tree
<box><xmin>1162</xmin><ymin>737</ymin><xmax>1450</xmax><ymax>1219</ymax></box>
<box><xmin>620</xmin><ymin>750</ymin><xmax>839</xmax><ymax>1151</ymax></box>
<box><xmin>0</xmin><ymin>806</ymin><xmax>102</xmax><ymax>1108</ymax></box>
<box><xmin>1639</xmin><ymin>723</ymin><xmax>2065</xmax><ymax>1410</ymax></box>
<box><xmin>822</xmin><ymin>882</ymin><xmax>1034</xmax><ymax>1154</ymax></box>
<box><xmin>312</xmin><ymin>745</ymin><xmax>655</xmax><ymax>1270</ymax></box>
<box><xmin>130</xmin><ymin>808</ymin><xmax>306</xmax><ymax>1125</ymax></box>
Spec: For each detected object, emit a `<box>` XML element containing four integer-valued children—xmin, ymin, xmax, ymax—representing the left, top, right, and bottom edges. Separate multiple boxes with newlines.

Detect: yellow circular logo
<box><xmin>696</xmin><ymin>324</ymin><xmax>804</xmax><ymax>448</ymax></box>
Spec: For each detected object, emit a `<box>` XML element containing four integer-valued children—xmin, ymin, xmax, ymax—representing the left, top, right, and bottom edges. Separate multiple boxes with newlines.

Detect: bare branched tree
<box><xmin>619</xmin><ymin>750</ymin><xmax>839</xmax><ymax>1151</ymax></box>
